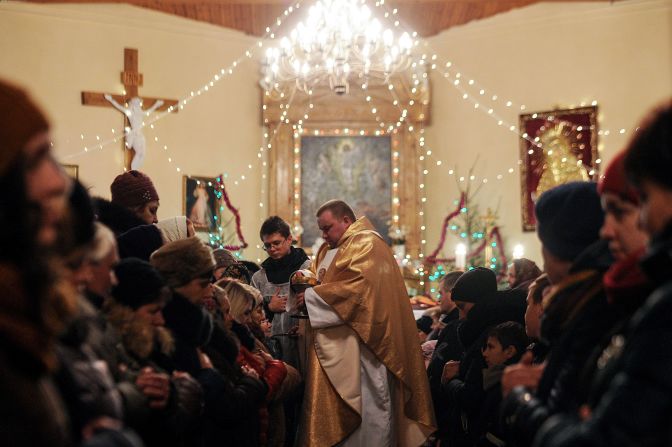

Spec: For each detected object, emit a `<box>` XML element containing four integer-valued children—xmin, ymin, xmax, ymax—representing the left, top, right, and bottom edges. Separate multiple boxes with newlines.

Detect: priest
<box><xmin>298</xmin><ymin>199</ymin><xmax>435</xmax><ymax>446</ymax></box>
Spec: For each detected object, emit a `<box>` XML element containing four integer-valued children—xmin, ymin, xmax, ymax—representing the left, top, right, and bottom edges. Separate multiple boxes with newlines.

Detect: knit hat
<box><xmin>416</xmin><ymin>316</ymin><xmax>433</xmax><ymax>335</ymax></box>
<box><xmin>156</xmin><ymin>216</ymin><xmax>188</xmax><ymax>243</ymax></box>
<box><xmin>0</xmin><ymin>80</ymin><xmax>49</xmax><ymax>176</ymax></box>
<box><xmin>597</xmin><ymin>151</ymin><xmax>640</xmax><ymax>205</ymax></box>
<box><xmin>451</xmin><ymin>267</ymin><xmax>497</xmax><ymax>304</ymax></box>
<box><xmin>535</xmin><ymin>182</ymin><xmax>604</xmax><ymax>262</ymax></box>
<box><xmin>110</xmin><ymin>170</ymin><xmax>159</xmax><ymax>209</ymax></box>
<box><xmin>213</xmin><ymin>248</ymin><xmax>237</xmax><ymax>271</ymax></box>
<box><xmin>112</xmin><ymin>258</ymin><xmax>167</xmax><ymax>309</ymax></box>
<box><xmin>150</xmin><ymin>237</ymin><xmax>215</xmax><ymax>288</ymax></box>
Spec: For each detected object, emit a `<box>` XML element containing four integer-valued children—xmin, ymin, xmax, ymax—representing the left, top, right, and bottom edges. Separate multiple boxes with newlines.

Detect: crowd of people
<box><xmin>0</xmin><ymin>77</ymin><xmax>670</xmax><ymax>447</ymax></box>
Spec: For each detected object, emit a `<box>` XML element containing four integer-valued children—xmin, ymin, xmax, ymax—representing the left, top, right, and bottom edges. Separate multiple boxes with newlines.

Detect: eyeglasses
<box><xmin>262</xmin><ymin>239</ymin><xmax>287</xmax><ymax>251</ymax></box>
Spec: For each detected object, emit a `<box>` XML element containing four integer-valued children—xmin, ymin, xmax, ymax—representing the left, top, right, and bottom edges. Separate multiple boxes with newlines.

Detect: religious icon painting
<box><xmin>182</xmin><ymin>176</ymin><xmax>221</xmax><ymax>233</ymax></box>
<box><xmin>299</xmin><ymin>135</ymin><xmax>393</xmax><ymax>247</ymax></box>
<box><xmin>62</xmin><ymin>164</ymin><xmax>79</xmax><ymax>179</ymax></box>
<box><xmin>519</xmin><ymin>106</ymin><xmax>599</xmax><ymax>231</ymax></box>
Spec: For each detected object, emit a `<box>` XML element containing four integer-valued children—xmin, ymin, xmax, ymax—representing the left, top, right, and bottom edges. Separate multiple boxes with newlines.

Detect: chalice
<box><xmin>290</xmin><ymin>269</ymin><xmax>318</xmax><ymax>319</ymax></box>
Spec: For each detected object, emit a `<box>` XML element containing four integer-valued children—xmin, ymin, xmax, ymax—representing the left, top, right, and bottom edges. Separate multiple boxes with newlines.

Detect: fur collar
<box><xmin>104</xmin><ymin>300</ymin><xmax>174</xmax><ymax>360</ymax></box>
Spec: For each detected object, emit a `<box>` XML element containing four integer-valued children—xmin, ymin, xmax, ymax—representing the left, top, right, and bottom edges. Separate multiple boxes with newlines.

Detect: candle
<box><xmin>455</xmin><ymin>243</ymin><xmax>467</xmax><ymax>270</ymax></box>
<box><xmin>513</xmin><ymin>244</ymin><xmax>524</xmax><ymax>259</ymax></box>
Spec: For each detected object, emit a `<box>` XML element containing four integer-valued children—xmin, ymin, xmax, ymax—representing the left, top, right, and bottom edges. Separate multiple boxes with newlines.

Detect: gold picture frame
<box><xmin>519</xmin><ymin>106</ymin><xmax>599</xmax><ymax>231</ymax></box>
<box><xmin>62</xmin><ymin>164</ymin><xmax>79</xmax><ymax>179</ymax></box>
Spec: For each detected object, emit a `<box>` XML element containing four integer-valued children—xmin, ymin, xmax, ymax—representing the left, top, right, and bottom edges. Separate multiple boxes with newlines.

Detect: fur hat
<box><xmin>112</xmin><ymin>258</ymin><xmax>167</xmax><ymax>310</ymax></box>
<box><xmin>598</xmin><ymin>151</ymin><xmax>640</xmax><ymax>205</ymax></box>
<box><xmin>213</xmin><ymin>248</ymin><xmax>237</xmax><ymax>271</ymax></box>
<box><xmin>0</xmin><ymin>79</ymin><xmax>49</xmax><ymax>176</ymax></box>
<box><xmin>150</xmin><ymin>237</ymin><xmax>215</xmax><ymax>288</ymax></box>
<box><xmin>110</xmin><ymin>170</ymin><xmax>159</xmax><ymax>209</ymax></box>
<box><xmin>535</xmin><ymin>182</ymin><xmax>604</xmax><ymax>262</ymax></box>
<box><xmin>156</xmin><ymin>216</ymin><xmax>188</xmax><ymax>243</ymax></box>
<box><xmin>451</xmin><ymin>267</ymin><xmax>497</xmax><ymax>304</ymax></box>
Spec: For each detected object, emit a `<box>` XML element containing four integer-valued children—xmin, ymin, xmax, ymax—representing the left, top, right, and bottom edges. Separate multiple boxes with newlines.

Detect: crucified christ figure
<box><xmin>104</xmin><ymin>94</ymin><xmax>163</xmax><ymax>169</ymax></box>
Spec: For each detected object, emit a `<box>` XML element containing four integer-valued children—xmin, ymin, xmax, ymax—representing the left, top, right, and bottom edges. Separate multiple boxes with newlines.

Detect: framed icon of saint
<box><xmin>519</xmin><ymin>106</ymin><xmax>599</xmax><ymax>231</ymax></box>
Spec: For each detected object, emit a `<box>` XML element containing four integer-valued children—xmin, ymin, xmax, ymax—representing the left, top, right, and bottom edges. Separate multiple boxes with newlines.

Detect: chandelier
<box><xmin>260</xmin><ymin>0</ymin><xmax>417</xmax><ymax>95</ymax></box>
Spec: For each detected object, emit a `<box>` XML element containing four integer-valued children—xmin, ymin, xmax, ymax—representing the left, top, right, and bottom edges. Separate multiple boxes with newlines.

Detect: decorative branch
<box><xmin>214</xmin><ymin>175</ymin><xmax>249</xmax><ymax>251</ymax></box>
<box><xmin>426</xmin><ymin>192</ymin><xmax>466</xmax><ymax>263</ymax></box>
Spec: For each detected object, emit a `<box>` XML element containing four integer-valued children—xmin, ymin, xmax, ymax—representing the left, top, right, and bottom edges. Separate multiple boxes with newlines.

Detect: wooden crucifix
<box><xmin>82</xmin><ymin>48</ymin><xmax>179</xmax><ymax>170</ymax></box>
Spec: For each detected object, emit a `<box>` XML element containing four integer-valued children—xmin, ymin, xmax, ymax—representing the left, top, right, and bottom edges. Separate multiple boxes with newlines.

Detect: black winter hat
<box><xmin>535</xmin><ymin>182</ymin><xmax>604</xmax><ymax>262</ymax></box>
<box><xmin>68</xmin><ymin>180</ymin><xmax>96</xmax><ymax>249</ymax></box>
<box><xmin>117</xmin><ymin>224</ymin><xmax>164</xmax><ymax>261</ymax></box>
<box><xmin>451</xmin><ymin>267</ymin><xmax>497</xmax><ymax>304</ymax></box>
<box><xmin>112</xmin><ymin>258</ymin><xmax>167</xmax><ymax>309</ymax></box>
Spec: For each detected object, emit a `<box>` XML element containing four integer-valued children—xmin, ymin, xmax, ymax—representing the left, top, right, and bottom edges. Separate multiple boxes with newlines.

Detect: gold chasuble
<box><xmin>298</xmin><ymin>217</ymin><xmax>436</xmax><ymax>446</ymax></box>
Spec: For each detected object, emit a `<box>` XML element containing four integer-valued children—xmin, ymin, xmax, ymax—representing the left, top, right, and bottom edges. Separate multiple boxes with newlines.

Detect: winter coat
<box><xmin>440</xmin><ymin>289</ymin><xmax>526</xmax><ymax>446</ymax></box>
<box><xmin>161</xmin><ymin>292</ymin><xmax>214</xmax><ymax>376</ymax></box>
<box><xmin>104</xmin><ymin>300</ymin><xmax>203</xmax><ymax>447</ymax></box>
<box><xmin>501</xmin><ymin>240</ymin><xmax>616</xmax><ymax>447</ymax></box>
<box><xmin>532</xmin><ymin>223</ymin><xmax>672</xmax><ymax>447</ymax></box>
<box><xmin>163</xmin><ymin>292</ymin><xmax>267</xmax><ymax>447</ymax></box>
<box><xmin>251</xmin><ymin>248</ymin><xmax>311</xmax><ymax>368</ymax></box>
<box><xmin>55</xmin><ymin>296</ymin><xmax>125</xmax><ymax>443</ymax></box>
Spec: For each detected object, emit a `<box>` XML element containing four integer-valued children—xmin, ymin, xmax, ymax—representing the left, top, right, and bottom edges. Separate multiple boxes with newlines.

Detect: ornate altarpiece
<box><xmin>262</xmin><ymin>76</ymin><xmax>430</xmax><ymax>257</ymax></box>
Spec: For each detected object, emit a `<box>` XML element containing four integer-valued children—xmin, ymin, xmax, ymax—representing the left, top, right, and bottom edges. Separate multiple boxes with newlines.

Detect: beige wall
<box><xmin>0</xmin><ymin>2</ymin><xmax>267</xmax><ymax>260</ymax></box>
<box><xmin>424</xmin><ymin>0</ymin><xmax>672</xmax><ymax>265</ymax></box>
<box><xmin>1</xmin><ymin>0</ymin><xmax>671</xmax><ymax>266</ymax></box>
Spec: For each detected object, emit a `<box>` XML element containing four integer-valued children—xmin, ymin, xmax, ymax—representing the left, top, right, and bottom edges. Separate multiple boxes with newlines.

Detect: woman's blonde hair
<box><xmin>215</xmin><ymin>278</ymin><xmax>262</xmax><ymax>322</ymax></box>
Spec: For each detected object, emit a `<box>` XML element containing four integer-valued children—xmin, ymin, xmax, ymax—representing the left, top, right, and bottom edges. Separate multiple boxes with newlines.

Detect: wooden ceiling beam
<box><xmin>23</xmin><ymin>0</ymin><xmax>624</xmax><ymax>37</ymax></box>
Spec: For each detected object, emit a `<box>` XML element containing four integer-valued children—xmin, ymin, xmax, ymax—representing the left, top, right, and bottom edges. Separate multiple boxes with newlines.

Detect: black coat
<box><xmin>162</xmin><ymin>292</ymin><xmax>266</xmax><ymax>447</ymax></box>
<box><xmin>161</xmin><ymin>292</ymin><xmax>214</xmax><ymax>376</ymax></box>
<box><xmin>501</xmin><ymin>240</ymin><xmax>616</xmax><ymax>447</ymax></box>
<box><xmin>428</xmin><ymin>308</ymin><xmax>462</xmax><ymax>419</ymax></box>
<box><xmin>439</xmin><ymin>288</ymin><xmax>527</xmax><ymax>446</ymax></box>
<box><xmin>533</xmin><ymin>223</ymin><xmax>672</xmax><ymax>447</ymax></box>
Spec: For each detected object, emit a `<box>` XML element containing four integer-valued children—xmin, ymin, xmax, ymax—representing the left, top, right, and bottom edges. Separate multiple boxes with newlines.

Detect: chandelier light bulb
<box><xmin>260</xmin><ymin>0</ymin><xmax>421</xmax><ymax>95</ymax></box>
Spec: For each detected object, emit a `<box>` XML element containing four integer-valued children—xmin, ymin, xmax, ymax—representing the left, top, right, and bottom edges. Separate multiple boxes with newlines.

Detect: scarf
<box><xmin>261</xmin><ymin>246</ymin><xmax>309</xmax><ymax>284</ymax></box>
<box><xmin>603</xmin><ymin>249</ymin><xmax>652</xmax><ymax>317</ymax></box>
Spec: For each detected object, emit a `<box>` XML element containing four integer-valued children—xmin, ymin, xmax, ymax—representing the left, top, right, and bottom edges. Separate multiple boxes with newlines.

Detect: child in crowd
<box><xmin>477</xmin><ymin>322</ymin><xmax>529</xmax><ymax>446</ymax></box>
<box><xmin>442</xmin><ymin>321</ymin><xmax>528</xmax><ymax>447</ymax></box>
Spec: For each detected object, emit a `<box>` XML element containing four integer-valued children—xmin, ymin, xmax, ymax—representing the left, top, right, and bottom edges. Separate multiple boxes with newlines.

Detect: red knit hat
<box><xmin>110</xmin><ymin>170</ymin><xmax>159</xmax><ymax>209</ymax></box>
<box><xmin>0</xmin><ymin>80</ymin><xmax>50</xmax><ymax>176</ymax></box>
<box><xmin>597</xmin><ymin>151</ymin><xmax>640</xmax><ymax>205</ymax></box>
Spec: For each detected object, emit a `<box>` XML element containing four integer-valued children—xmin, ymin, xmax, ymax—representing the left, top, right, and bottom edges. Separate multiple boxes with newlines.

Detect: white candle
<box><xmin>455</xmin><ymin>243</ymin><xmax>467</xmax><ymax>270</ymax></box>
<box><xmin>513</xmin><ymin>244</ymin><xmax>525</xmax><ymax>259</ymax></box>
